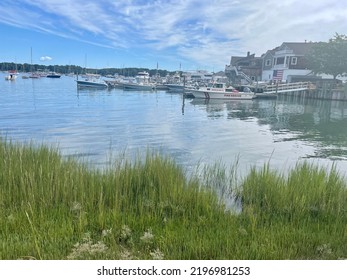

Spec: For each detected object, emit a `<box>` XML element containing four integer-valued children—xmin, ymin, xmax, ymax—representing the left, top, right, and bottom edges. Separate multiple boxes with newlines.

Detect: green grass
<box><xmin>0</xmin><ymin>139</ymin><xmax>346</xmax><ymax>259</ymax></box>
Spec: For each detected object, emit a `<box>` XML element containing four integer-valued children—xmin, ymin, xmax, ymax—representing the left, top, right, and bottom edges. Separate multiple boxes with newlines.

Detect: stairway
<box><xmin>225</xmin><ymin>65</ymin><xmax>253</xmax><ymax>84</ymax></box>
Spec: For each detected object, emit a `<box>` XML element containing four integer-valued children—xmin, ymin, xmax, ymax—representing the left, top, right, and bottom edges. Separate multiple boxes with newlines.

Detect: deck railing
<box><xmin>263</xmin><ymin>82</ymin><xmax>313</xmax><ymax>93</ymax></box>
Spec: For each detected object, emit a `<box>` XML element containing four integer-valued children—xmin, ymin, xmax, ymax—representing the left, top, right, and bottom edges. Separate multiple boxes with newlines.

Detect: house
<box><xmin>212</xmin><ymin>71</ymin><xmax>228</xmax><ymax>83</ymax></box>
<box><xmin>262</xmin><ymin>42</ymin><xmax>317</xmax><ymax>82</ymax></box>
<box><xmin>225</xmin><ymin>52</ymin><xmax>262</xmax><ymax>84</ymax></box>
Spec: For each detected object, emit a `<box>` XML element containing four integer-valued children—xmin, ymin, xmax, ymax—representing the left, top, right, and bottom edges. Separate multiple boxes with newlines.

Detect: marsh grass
<box><xmin>1</xmin><ymin>139</ymin><xmax>346</xmax><ymax>259</ymax></box>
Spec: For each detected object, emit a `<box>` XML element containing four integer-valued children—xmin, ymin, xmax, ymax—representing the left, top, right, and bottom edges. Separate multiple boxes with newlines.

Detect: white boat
<box><xmin>123</xmin><ymin>83</ymin><xmax>156</xmax><ymax>90</ymax></box>
<box><xmin>4</xmin><ymin>70</ymin><xmax>18</xmax><ymax>81</ymax></box>
<box><xmin>76</xmin><ymin>74</ymin><xmax>108</xmax><ymax>88</ymax></box>
<box><xmin>123</xmin><ymin>71</ymin><xmax>156</xmax><ymax>91</ymax></box>
<box><xmin>165</xmin><ymin>83</ymin><xmax>185</xmax><ymax>92</ymax></box>
<box><xmin>190</xmin><ymin>82</ymin><xmax>256</xmax><ymax>100</ymax></box>
<box><xmin>165</xmin><ymin>71</ymin><xmax>185</xmax><ymax>91</ymax></box>
<box><xmin>29</xmin><ymin>73</ymin><xmax>40</xmax><ymax>79</ymax></box>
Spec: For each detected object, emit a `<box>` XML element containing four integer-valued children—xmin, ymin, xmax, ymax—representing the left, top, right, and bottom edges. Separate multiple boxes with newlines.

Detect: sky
<box><xmin>0</xmin><ymin>0</ymin><xmax>346</xmax><ymax>72</ymax></box>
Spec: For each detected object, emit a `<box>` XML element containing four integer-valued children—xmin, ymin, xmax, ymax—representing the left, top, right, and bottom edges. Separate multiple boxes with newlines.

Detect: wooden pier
<box><xmin>259</xmin><ymin>82</ymin><xmax>347</xmax><ymax>101</ymax></box>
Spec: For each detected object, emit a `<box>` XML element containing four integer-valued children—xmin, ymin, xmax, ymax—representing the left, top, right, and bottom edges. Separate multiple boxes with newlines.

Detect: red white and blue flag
<box><xmin>273</xmin><ymin>70</ymin><xmax>284</xmax><ymax>81</ymax></box>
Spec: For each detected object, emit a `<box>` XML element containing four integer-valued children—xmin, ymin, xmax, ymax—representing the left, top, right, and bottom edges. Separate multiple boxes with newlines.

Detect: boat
<box><xmin>123</xmin><ymin>83</ymin><xmax>156</xmax><ymax>90</ymax></box>
<box><xmin>122</xmin><ymin>71</ymin><xmax>156</xmax><ymax>91</ymax></box>
<box><xmin>76</xmin><ymin>74</ymin><xmax>108</xmax><ymax>88</ymax></box>
<box><xmin>46</xmin><ymin>72</ymin><xmax>61</xmax><ymax>78</ymax></box>
<box><xmin>165</xmin><ymin>83</ymin><xmax>185</xmax><ymax>92</ymax></box>
<box><xmin>165</xmin><ymin>71</ymin><xmax>185</xmax><ymax>92</ymax></box>
<box><xmin>4</xmin><ymin>70</ymin><xmax>18</xmax><ymax>81</ymax></box>
<box><xmin>190</xmin><ymin>82</ymin><xmax>256</xmax><ymax>100</ymax></box>
<box><xmin>29</xmin><ymin>72</ymin><xmax>41</xmax><ymax>79</ymax></box>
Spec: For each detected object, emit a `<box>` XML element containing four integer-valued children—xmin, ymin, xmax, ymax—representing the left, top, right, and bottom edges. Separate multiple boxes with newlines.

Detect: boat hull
<box><xmin>5</xmin><ymin>75</ymin><xmax>17</xmax><ymax>81</ymax></box>
<box><xmin>123</xmin><ymin>83</ymin><xmax>156</xmax><ymax>91</ymax></box>
<box><xmin>76</xmin><ymin>80</ymin><xmax>108</xmax><ymax>88</ymax></box>
<box><xmin>191</xmin><ymin>89</ymin><xmax>255</xmax><ymax>100</ymax></box>
<box><xmin>166</xmin><ymin>84</ymin><xmax>185</xmax><ymax>92</ymax></box>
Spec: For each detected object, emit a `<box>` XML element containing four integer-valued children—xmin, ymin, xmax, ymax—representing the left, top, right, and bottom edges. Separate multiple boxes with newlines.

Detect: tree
<box><xmin>306</xmin><ymin>33</ymin><xmax>347</xmax><ymax>80</ymax></box>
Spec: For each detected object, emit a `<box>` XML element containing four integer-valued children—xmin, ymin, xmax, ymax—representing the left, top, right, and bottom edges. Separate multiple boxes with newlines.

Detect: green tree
<box><xmin>307</xmin><ymin>33</ymin><xmax>347</xmax><ymax>80</ymax></box>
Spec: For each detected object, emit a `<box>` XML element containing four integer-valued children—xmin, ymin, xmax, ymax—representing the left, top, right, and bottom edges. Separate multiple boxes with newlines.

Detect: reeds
<box><xmin>1</xmin><ymin>139</ymin><xmax>346</xmax><ymax>259</ymax></box>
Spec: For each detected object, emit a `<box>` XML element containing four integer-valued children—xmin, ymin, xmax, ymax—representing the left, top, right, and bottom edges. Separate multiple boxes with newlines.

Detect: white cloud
<box><xmin>40</xmin><ymin>56</ymin><xmax>52</xmax><ymax>61</ymax></box>
<box><xmin>1</xmin><ymin>0</ymin><xmax>347</xmax><ymax>70</ymax></box>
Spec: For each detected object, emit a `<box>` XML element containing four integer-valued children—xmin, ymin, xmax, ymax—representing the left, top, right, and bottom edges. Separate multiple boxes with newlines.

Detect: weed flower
<box><xmin>316</xmin><ymin>244</ymin><xmax>332</xmax><ymax>257</ymax></box>
<box><xmin>120</xmin><ymin>225</ymin><xmax>132</xmax><ymax>240</ymax></box>
<box><xmin>102</xmin><ymin>228</ymin><xmax>112</xmax><ymax>237</ymax></box>
<box><xmin>140</xmin><ymin>229</ymin><xmax>154</xmax><ymax>243</ymax></box>
<box><xmin>119</xmin><ymin>248</ymin><xmax>133</xmax><ymax>260</ymax></box>
<box><xmin>70</xmin><ymin>201</ymin><xmax>82</xmax><ymax>212</ymax></box>
<box><xmin>150</xmin><ymin>248</ymin><xmax>164</xmax><ymax>260</ymax></box>
<box><xmin>67</xmin><ymin>233</ymin><xmax>108</xmax><ymax>259</ymax></box>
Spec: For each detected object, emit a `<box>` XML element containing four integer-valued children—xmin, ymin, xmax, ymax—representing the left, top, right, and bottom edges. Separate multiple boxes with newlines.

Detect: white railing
<box><xmin>238</xmin><ymin>71</ymin><xmax>253</xmax><ymax>84</ymax></box>
<box><xmin>264</xmin><ymin>82</ymin><xmax>312</xmax><ymax>93</ymax></box>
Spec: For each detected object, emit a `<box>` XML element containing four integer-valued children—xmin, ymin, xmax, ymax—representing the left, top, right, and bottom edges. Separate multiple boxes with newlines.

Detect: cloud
<box><xmin>40</xmin><ymin>56</ymin><xmax>52</xmax><ymax>61</ymax></box>
<box><xmin>1</xmin><ymin>0</ymin><xmax>347</xmax><ymax>70</ymax></box>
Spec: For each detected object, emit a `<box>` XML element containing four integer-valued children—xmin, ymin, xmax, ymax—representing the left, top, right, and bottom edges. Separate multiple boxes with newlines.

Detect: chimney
<box><xmin>247</xmin><ymin>51</ymin><xmax>250</xmax><ymax>57</ymax></box>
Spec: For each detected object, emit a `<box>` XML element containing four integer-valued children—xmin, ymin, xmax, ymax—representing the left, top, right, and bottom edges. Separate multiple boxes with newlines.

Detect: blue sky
<box><xmin>1</xmin><ymin>0</ymin><xmax>346</xmax><ymax>72</ymax></box>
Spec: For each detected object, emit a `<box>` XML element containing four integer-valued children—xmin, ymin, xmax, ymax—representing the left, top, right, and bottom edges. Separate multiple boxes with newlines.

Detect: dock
<box><xmin>263</xmin><ymin>82</ymin><xmax>311</xmax><ymax>94</ymax></box>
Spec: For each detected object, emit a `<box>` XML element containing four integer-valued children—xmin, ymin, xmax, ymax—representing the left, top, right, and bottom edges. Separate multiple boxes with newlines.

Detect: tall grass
<box><xmin>1</xmin><ymin>139</ymin><xmax>346</xmax><ymax>259</ymax></box>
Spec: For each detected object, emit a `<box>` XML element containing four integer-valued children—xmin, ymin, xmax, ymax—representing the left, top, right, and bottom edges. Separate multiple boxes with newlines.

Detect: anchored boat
<box><xmin>76</xmin><ymin>74</ymin><xmax>108</xmax><ymax>88</ymax></box>
<box><xmin>190</xmin><ymin>82</ymin><xmax>256</xmax><ymax>100</ymax></box>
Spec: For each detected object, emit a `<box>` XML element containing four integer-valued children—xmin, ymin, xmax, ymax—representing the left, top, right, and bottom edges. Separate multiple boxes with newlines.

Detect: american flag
<box><xmin>273</xmin><ymin>70</ymin><xmax>284</xmax><ymax>81</ymax></box>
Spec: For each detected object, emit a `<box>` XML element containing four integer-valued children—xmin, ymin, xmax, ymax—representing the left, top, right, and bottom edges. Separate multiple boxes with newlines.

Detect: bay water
<box><xmin>1</xmin><ymin>74</ymin><xmax>347</xmax><ymax>178</ymax></box>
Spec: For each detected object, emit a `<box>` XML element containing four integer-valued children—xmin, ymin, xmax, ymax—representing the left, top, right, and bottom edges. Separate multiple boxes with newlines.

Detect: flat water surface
<box><xmin>1</xmin><ymin>74</ymin><xmax>347</xmax><ymax>177</ymax></box>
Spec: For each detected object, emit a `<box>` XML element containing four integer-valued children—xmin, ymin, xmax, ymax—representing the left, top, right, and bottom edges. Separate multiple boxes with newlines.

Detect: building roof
<box><xmin>281</xmin><ymin>42</ymin><xmax>317</xmax><ymax>55</ymax></box>
<box><xmin>230</xmin><ymin>52</ymin><xmax>262</xmax><ymax>66</ymax></box>
<box><xmin>213</xmin><ymin>71</ymin><xmax>226</xmax><ymax>77</ymax></box>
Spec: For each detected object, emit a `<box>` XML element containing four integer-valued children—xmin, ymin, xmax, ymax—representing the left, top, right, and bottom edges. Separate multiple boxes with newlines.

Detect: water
<box><xmin>1</xmin><ymin>74</ymin><xmax>347</xmax><ymax>177</ymax></box>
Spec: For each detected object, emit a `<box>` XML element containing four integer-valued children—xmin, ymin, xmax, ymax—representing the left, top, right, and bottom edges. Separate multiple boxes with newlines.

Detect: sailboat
<box><xmin>28</xmin><ymin>47</ymin><xmax>40</xmax><ymax>79</ymax></box>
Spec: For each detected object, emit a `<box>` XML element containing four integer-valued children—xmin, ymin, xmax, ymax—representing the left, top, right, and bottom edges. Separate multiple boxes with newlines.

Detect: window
<box><xmin>291</xmin><ymin>57</ymin><xmax>297</xmax><ymax>65</ymax></box>
<box><xmin>265</xmin><ymin>59</ymin><xmax>271</xmax><ymax>66</ymax></box>
<box><xmin>276</xmin><ymin>57</ymin><xmax>285</xmax><ymax>65</ymax></box>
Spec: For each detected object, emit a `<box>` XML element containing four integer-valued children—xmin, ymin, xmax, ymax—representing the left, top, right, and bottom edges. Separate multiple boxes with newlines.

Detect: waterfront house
<box><xmin>225</xmin><ymin>52</ymin><xmax>263</xmax><ymax>84</ymax></box>
<box><xmin>262</xmin><ymin>42</ymin><xmax>317</xmax><ymax>82</ymax></box>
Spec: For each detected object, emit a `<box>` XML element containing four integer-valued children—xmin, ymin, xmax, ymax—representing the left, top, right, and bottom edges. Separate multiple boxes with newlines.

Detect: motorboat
<box><xmin>165</xmin><ymin>83</ymin><xmax>185</xmax><ymax>92</ymax></box>
<box><xmin>123</xmin><ymin>83</ymin><xmax>156</xmax><ymax>90</ymax></box>
<box><xmin>76</xmin><ymin>74</ymin><xmax>108</xmax><ymax>88</ymax></box>
<box><xmin>4</xmin><ymin>70</ymin><xmax>18</xmax><ymax>81</ymax></box>
<box><xmin>46</xmin><ymin>72</ymin><xmax>61</xmax><ymax>78</ymax></box>
<box><xmin>122</xmin><ymin>71</ymin><xmax>156</xmax><ymax>91</ymax></box>
<box><xmin>190</xmin><ymin>82</ymin><xmax>256</xmax><ymax>100</ymax></box>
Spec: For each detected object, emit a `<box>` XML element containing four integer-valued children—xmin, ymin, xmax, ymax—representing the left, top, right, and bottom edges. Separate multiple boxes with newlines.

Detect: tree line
<box><xmin>306</xmin><ymin>33</ymin><xmax>347</xmax><ymax>80</ymax></box>
<box><xmin>0</xmin><ymin>62</ymin><xmax>175</xmax><ymax>77</ymax></box>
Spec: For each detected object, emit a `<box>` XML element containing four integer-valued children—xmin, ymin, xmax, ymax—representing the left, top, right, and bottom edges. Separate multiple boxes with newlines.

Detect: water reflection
<box><xmin>189</xmin><ymin>95</ymin><xmax>347</xmax><ymax>163</ymax></box>
<box><xmin>190</xmin><ymin>98</ymin><xmax>255</xmax><ymax>120</ymax></box>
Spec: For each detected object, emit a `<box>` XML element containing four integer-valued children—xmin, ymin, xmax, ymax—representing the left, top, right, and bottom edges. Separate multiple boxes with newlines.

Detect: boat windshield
<box><xmin>208</xmin><ymin>83</ymin><xmax>224</xmax><ymax>88</ymax></box>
